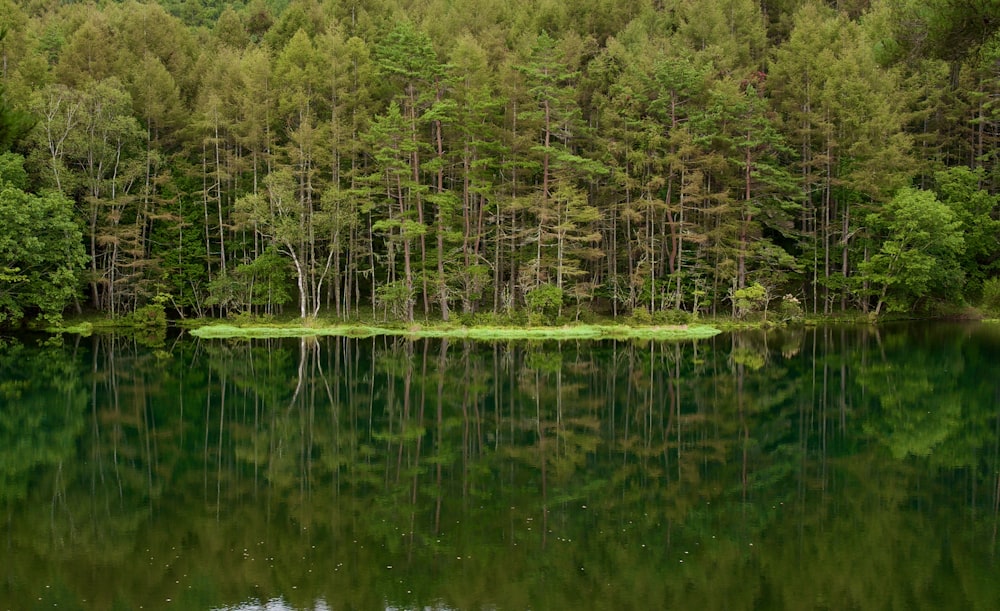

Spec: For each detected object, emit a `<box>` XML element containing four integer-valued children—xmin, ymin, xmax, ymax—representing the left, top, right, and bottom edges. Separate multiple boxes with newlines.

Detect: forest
<box><xmin>1</xmin><ymin>0</ymin><xmax>999</xmax><ymax>326</ymax></box>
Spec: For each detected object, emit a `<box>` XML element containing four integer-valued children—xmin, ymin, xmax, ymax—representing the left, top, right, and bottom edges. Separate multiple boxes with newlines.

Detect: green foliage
<box><xmin>456</xmin><ymin>263</ymin><xmax>490</xmax><ymax>313</ymax></box>
<box><xmin>729</xmin><ymin>282</ymin><xmax>768</xmax><ymax>320</ymax></box>
<box><xmin>777</xmin><ymin>294</ymin><xmax>804</xmax><ymax>323</ymax></box>
<box><xmin>933</xmin><ymin>166</ymin><xmax>1000</xmax><ymax>298</ymax></box>
<box><xmin>205</xmin><ymin>272</ymin><xmax>247</xmax><ymax>314</ymax></box>
<box><xmin>206</xmin><ymin>248</ymin><xmax>293</xmax><ymax>315</ymax></box>
<box><xmin>239</xmin><ymin>248</ymin><xmax>294</xmax><ymax>310</ymax></box>
<box><xmin>859</xmin><ymin>187</ymin><xmax>965</xmax><ymax>316</ymax></box>
<box><xmin>0</xmin><ymin>168</ymin><xmax>88</xmax><ymax>326</ymax></box>
<box><xmin>980</xmin><ymin>278</ymin><xmax>1000</xmax><ymax>314</ymax></box>
<box><xmin>130</xmin><ymin>302</ymin><xmax>167</xmax><ymax>329</ymax></box>
<box><xmin>375</xmin><ymin>280</ymin><xmax>415</xmax><ymax>321</ymax></box>
<box><xmin>652</xmin><ymin>308</ymin><xmax>696</xmax><ymax>325</ymax></box>
<box><xmin>0</xmin><ymin>85</ymin><xmax>33</xmax><ymax>153</ymax></box>
<box><xmin>524</xmin><ymin>283</ymin><xmax>564</xmax><ymax>324</ymax></box>
<box><xmin>0</xmin><ymin>152</ymin><xmax>27</xmax><ymax>189</ymax></box>
<box><xmin>882</xmin><ymin>0</ymin><xmax>1000</xmax><ymax>63</ymax></box>
<box><xmin>629</xmin><ymin>305</ymin><xmax>652</xmax><ymax>325</ymax></box>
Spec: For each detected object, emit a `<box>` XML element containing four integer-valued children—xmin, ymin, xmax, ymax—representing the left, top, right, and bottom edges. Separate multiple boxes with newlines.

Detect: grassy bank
<box><xmin>187</xmin><ymin>321</ymin><xmax>722</xmax><ymax>341</ymax></box>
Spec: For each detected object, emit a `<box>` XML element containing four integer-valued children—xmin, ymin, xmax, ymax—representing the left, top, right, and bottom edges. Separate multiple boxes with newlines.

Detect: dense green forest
<box><xmin>1</xmin><ymin>0</ymin><xmax>1000</xmax><ymax>326</ymax></box>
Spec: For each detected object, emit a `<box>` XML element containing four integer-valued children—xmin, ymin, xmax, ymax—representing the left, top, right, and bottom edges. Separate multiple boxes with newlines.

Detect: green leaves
<box><xmin>859</xmin><ymin>187</ymin><xmax>965</xmax><ymax>314</ymax></box>
<box><xmin>932</xmin><ymin>166</ymin><xmax>1000</xmax><ymax>295</ymax></box>
<box><xmin>883</xmin><ymin>0</ymin><xmax>1000</xmax><ymax>64</ymax></box>
<box><xmin>729</xmin><ymin>282</ymin><xmax>768</xmax><ymax>319</ymax></box>
<box><xmin>0</xmin><ymin>85</ymin><xmax>33</xmax><ymax>153</ymax></box>
<box><xmin>0</xmin><ymin>158</ymin><xmax>88</xmax><ymax>324</ymax></box>
<box><xmin>375</xmin><ymin>21</ymin><xmax>443</xmax><ymax>87</ymax></box>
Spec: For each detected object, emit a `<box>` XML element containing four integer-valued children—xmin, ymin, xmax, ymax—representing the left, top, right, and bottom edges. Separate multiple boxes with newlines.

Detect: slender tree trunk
<box><xmin>215</xmin><ymin>114</ymin><xmax>227</xmax><ymax>275</ymax></box>
<box><xmin>398</xmin><ymin>173</ymin><xmax>415</xmax><ymax>322</ymax></box>
<box><xmin>407</xmin><ymin>86</ymin><xmax>429</xmax><ymax>316</ymax></box>
<box><xmin>841</xmin><ymin>200</ymin><xmax>850</xmax><ymax>312</ymax></box>
<box><xmin>738</xmin><ymin>130</ymin><xmax>753</xmax><ymax>290</ymax></box>
<box><xmin>435</xmin><ymin>116</ymin><xmax>449</xmax><ymax>321</ymax></box>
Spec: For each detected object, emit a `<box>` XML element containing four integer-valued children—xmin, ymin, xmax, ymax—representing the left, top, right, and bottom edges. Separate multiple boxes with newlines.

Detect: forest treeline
<box><xmin>1</xmin><ymin>0</ymin><xmax>999</xmax><ymax>325</ymax></box>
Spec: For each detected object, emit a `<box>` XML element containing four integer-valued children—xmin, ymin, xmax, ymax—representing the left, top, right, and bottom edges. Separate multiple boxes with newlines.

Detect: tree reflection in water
<box><xmin>2</xmin><ymin>323</ymin><xmax>1000</xmax><ymax>609</ymax></box>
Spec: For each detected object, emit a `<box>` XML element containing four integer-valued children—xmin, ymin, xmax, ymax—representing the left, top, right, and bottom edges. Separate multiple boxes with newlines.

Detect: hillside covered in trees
<box><xmin>1</xmin><ymin>0</ymin><xmax>999</xmax><ymax>326</ymax></box>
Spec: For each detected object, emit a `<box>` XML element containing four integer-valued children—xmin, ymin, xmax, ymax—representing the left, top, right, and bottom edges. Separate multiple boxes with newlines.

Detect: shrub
<box><xmin>652</xmin><ymin>309</ymin><xmax>695</xmax><ymax>325</ymax></box>
<box><xmin>730</xmin><ymin>283</ymin><xmax>768</xmax><ymax>319</ymax></box>
<box><xmin>374</xmin><ymin>281</ymin><xmax>414</xmax><ymax>320</ymax></box>
<box><xmin>629</xmin><ymin>305</ymin><xmax>652</xmax><ymax>325</ymax></box>
<box><xmin>981</xmin><ymin>278</ymin><xmax>1000</xmax><ymax>314</ymax></box>
<box><xmin>132</xmin><ymin>303</ymin><xmax>167</xmax><ymax>328</ymax></box>
<box><xmin>778</xmin><ymin>294</ymin><xmax>804</xmax><ymax>323</ymax></box>
<box><xmin>525</xmin><ymin>283</ymin><xmax>563</xmax><ymax>324</ymax></box>
<box><xmin>130</xmin><ymin>293</ymin><xmax>170</xmax><ymax>329</ymax></box>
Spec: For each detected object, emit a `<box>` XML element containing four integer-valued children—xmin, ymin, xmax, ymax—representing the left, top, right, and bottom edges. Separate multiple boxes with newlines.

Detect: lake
<box><xmin>2</xmin><ymin>323</ymin><xmax>999</xmax><ymax>610</ymax></box>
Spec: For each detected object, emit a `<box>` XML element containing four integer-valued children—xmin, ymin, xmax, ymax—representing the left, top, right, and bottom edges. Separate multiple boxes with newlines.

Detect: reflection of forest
<box><xmin>2</xmin><ymin>325</ymin><xmax>1000</xmax><ymax>609</ymax></box>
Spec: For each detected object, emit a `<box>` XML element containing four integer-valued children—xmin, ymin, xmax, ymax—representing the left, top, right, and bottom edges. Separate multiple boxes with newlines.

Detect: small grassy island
<box><xmin>187</xmin><ymin>321</ymin><xmax>722</xmax><ymax>341</ymax></box>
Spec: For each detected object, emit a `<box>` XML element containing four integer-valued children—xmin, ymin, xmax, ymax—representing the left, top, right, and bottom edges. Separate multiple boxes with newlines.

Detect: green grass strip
<box><xmin>188</xmin><ymin>323</ymin><xmax>721</xmax><ymax>341</ymax></box>
<box><xmin>44</xmin><ymin>321</ymin><xmax>94</xmax><ymax>335</ymax></box>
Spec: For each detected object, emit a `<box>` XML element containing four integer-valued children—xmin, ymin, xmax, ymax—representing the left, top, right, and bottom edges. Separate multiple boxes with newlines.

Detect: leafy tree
<box><xmin>770</xmin><ymin>2</ymin><xmax>913</xmax><ymax>313</ymax></box>
<box><xmin>524</xmin><ymin>282</ymin><xmax>564</xmax><ymax>324</ymax></box>
<box><xmin>858</xmin><ymin>187</ymin><xmax>965</xmax><ymax>316</ymax></box>
<box><xmin>55</xmin><ymin>12</ymin><xmax>121</xmax><ymax>87</ymax></box>
<box><xmin>374</xmin><ymin>21</ymin><xmax>446</xmax><ymax>317</ymax></box>
<box><xmin>530</xmin><ymin>182</ymin><xmax>602</xmax><ymax>314</ymax></box>
<box><xmin>883</xmin><ymin>0</ymin><xmax>1000</xmax><ymax>66</ymax></box>
<box><xmin>0</xmin><ymin>85</ymin><xmax>33</xmax><ymax>153</ymax></box>
<box><xmin>517</xmin><ymin>31</ymin><xmax>606</xmax><ymax>301</ymax></box>
<box><xmin>314</xmin><ymin>28</ymin><xmax>376</xmax><ymax>317</ymax></box>
<box><xmin>446</xmin><ymin>34</ymin><xmax>506</xmax><ymax>315</ymax></box>
<box><xmin>214</xmin><ymin>6</ymin><xmax>250</xmax><ymax>49</ymax></box>
<box><xmin>0</xmin><ymin>154</ymin><xmax>88</xmax><ymax>324</ymax></box>
<box><xmin>704</xmin><ymin>75</ymin><xmax>799</xmax><ymax>293</ymax></box>
<box><xmin>729</xmin><ymin>281</ymin><xmax>768</xmax><ymax>319</ymax></box>
<box><xmin>264</xmin><ymin>0</ymin><xmax>326</xmax><ymax>50</ymax></box>
<box><xmin>236</xmin><ymin>168</ymin><xmax>339</xmax><ymax>319</ymax></box>
<box><xmin>272</xmin><ymin>28</ymin><xmax>330</xmax><ymax>316</ymax></box>
<box><xmin>365</xmin><ymin>101</ymin><xmax>423</xmax><ymax>321</ymax></box>
<box><xmin>0</xmin><ymin>150</ymin><xmax>26</xmax><ymax>188</ymax></box>
<box><xmin>932</xmin><ymin>165</ymin><xmax>1000</xmax><ymax>297</ymax></box>
<box><xmin>676</xmin><ymin>0</ymin><xmax>767</xmax><ymax>74</ymax></box>
<box><xmin>206</xmin><ymin>245</ymin><xmax>293</xmax><ymax>315</ymax></box>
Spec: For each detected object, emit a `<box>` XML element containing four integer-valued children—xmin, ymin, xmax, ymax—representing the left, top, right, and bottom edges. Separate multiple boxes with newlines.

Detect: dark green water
<box><xmin>2</xmin><ymin>323</ymin><xmax>1000</xmax><ymax>610</ymax></box>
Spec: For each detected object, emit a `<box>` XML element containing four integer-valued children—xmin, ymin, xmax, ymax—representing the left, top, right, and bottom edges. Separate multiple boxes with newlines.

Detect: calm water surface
<box><xmin>2</xmin><ymin>323</ymin><xmax>1000</xmax><ymax>610</ymax></box>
